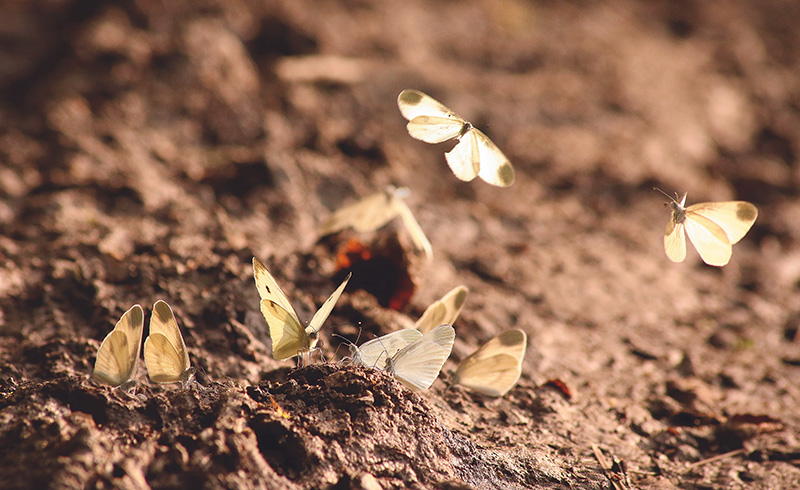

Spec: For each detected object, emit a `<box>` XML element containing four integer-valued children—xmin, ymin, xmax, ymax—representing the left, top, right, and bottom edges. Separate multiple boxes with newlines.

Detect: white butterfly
<box><xmin>454</xmin><ymin>329</ymin><xmax>527</xmax><ymax>397</ymax></box>
<box><xmin>384</xmin><ymin>323</ymin><xmax>455</xmax><ymax>392</ymax></box>
<box><xmin>319</xmin><ymin>186</ymin><xmax>432</xmax><ymax>260</ymax></box>
<box><xmin>92</xmin><ymin>304</ymin><xmax>144</xmax><ymax>388</ymax></box>
<box><xmin>663</xmin><ymin>192</ymin><xmax>758</xmax><ymax>267</ymax></box>
<box><xmin>253</xmin><ymin>257</ymin><xmax>351</xmax><ymax>364</ymax></box>
<box><xmin>414</xmin><ymin>285</ymin><xmax>469</xmax><ymax>334</ymax></box>
<box><xmin>397</xmin><ymin>89</ymin><xmax>515</xmax><ymax>187</ymax></box>
<box><xmin>143</xmin><ymin>300</ymin><xmax>194</xmax><ymax>384</ymax></box>
<box><xmin>350</xmin><ymin>328</ymin><xmax>423</xmax><ymax>368</ymax></box>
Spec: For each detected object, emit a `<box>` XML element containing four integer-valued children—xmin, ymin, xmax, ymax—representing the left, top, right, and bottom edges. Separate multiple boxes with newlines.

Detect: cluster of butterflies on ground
<box><xmin>92</xmin><ymin>89</ymin><xmax>759</xmax><ymax>396</ymax></box>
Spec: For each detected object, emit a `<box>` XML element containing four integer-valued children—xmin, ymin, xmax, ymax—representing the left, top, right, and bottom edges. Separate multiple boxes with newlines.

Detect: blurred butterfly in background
<box><xmin>319</xmin><ymin>185</ymin><xmax>433</xmax><ymax>260</ymax></box>
<box><xmin>662</xmin><ymin>191</ymin><xmax>758</xmax><ymax>267</ymax></box>
<box><xmin>350</xmin><ymin>328</ymin><xmax>423</xmax><ymax>368</ymax></box>
<box><xmin>385</xmin><ymin>323</ymin><xmax>455</xmax><ymax>392</ymax></box>
<box><xmin>144</xmin><ymin>300</ymin><xmax>194</xmax><ymax>385</ymax></box>
<box><xmin>454</xmin><ymin>329</ymin><xmax>527</xmax><ymax>397</ymax></box>
<box><xmin>414</xmin><ymin>285</ymin><xmax>468</xmax><ymax>334</ymax></box>
<box><xmin>253</xmin><ymin>257</ymin><xmax>351</xmax><ymax>365</ymax></box>
<box><xmin>397</xmin><ymin>89</ymin><xmax>515</xmax><ymax>187</ymax></box>
<box><xmin>92</xmin><ymin>304</ymin><xmax>144</xmax><ymax>388</ymax></box>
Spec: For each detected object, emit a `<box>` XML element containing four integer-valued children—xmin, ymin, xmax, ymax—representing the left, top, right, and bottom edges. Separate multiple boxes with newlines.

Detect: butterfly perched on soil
<box><xmin>662</xmin><ymin>192</ymin><xmax>758</xmax><ymax>267</ymax></box>
<box><xmin>397</xmin><ymin>89</ymin><xmax>515</xmax><ymax>187</ymax></box>
<box><xmin>253</xmin><ymin>257</ymin><xmax>350</xmax><ymax>364</ymax></box>
<box><xmin>92</xmin><ymin>304</ymin><xmax>144</xmax><ymax>388</ymax></box>
<box><xmin>143</xmin><ymin>300</ymin><xmax>194</xmax><ymax>385</ymax></box>
<box><xmin>454</xmin><ymin>329</ymin><xmax>527</xmax><ymax>397</ymax></box>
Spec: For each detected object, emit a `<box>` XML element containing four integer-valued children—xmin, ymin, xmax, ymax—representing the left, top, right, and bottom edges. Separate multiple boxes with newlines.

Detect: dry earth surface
<box><xmin>1</xmin><ymin>0</ymin><xmax>800</xmax><ymax>489</ymax></box>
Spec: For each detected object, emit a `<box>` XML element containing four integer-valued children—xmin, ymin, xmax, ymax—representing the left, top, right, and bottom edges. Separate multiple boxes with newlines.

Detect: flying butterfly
<box><xmin>385</xmin><ymin>323</ymin><xmax>455</xmax><ymax>392</ymax></box>
<box><xmin>143</xmin><ymin>300</ymin><xmax>194</xmax><ymax>385</ymax></box>
<box><xmin>414</xmin><ymin>285</ymin><xmax>468</xmax><ymax>334</ymax></box>
<box><xmin>453</xmin><ymin>329</ymin><xmax>527</xmax><ymax>397</ymax></box>
<box><xmin>319</xmin><ymin>185</ymin><xmax>433</xmax><ymax>260</ymax></box>
<box><xmin>397</xmin><ymin>89</ymin><xmax>515</xmax><ymax>187</ymax></box>
<box><xmin>350</xmin><ymin>328</ymin><xmax>423</xmax><ymax>368</ymax></box>
<box><xmin>253</xmin><ymin>257</ymin><xmax>351</xmax><ymax>364</ymax></box>
<box><xmin>662</xmin><ymin>192</ymin><xmax>758</xmax><ymax>267</ymax></box>
<box><xmin>92</xmin><ymin>304</ymin><xmax>145</xmax><ymax>388</ymax></box>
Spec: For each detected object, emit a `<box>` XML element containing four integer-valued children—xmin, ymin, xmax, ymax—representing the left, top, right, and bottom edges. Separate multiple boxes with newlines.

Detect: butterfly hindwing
<box><xmin>454</xmin><ymin>329</ymin><xmax>527</xmax><ymax>397</ymax></box>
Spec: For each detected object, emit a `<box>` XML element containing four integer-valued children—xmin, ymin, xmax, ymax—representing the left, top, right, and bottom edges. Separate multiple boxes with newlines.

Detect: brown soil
<box><xmin>2</xmin><ymin>1</ymin><xmax>800</xmax><ymax>489</ymax></box>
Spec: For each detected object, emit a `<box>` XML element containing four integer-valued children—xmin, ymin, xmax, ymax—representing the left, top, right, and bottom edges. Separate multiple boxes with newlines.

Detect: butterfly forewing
<box><xmin>387</xmin><ymin>324</ymin><xmax>455</xmax><ymax>392</ymax></box>
<box><xmin>93</xmin><ymin>304</ymin><xmax>145</xmax><ymax>387</ymax></box>
<box><xmin>397</xmin><ymin>89</ymin><xmax>458</xmax><ymax>121</ymax></box>
<box><xmin>686</xmin><ymin>201</ymin><xmax>758</xmax><ymax>244</ymax></box>
<box><xmin>395</xmin><ymin>199</ymin><xmax>433</xmax><ymax>260</ymax></box>
<box><xmin>307</xmin><ymin>273</ymin><xmax>351</xmax><ymax>334</ymax></box>
<box><xmin>474</xmin><ymin>130</ymin><xmax>515</xmax><ymax>187</ymax></box>
<box><xmin>253</xmin><ymin>258</ymin><xmax>300</xmax><ymax>323</ymax></box>
<box><xmin>414</xmin><ymin>286</ymin><xmax>469</xmax><ymax>334</ymax></box>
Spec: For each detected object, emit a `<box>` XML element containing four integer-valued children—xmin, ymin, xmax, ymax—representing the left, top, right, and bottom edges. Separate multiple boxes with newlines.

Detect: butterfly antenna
<box><xmin>652</xmin><ymin>187</ymin><xmax>680</xmax><ymax>203</ymax></box>
<box><xmin>332</xmin><ymin>333</ymin><xmax>358</xmax><ymax>364</ymax></box>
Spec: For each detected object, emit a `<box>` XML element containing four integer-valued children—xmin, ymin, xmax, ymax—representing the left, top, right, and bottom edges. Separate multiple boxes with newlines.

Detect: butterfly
<box><xmin>253</xmin><ymin>257</ymin><xmax>351</xmax><ymax>364</ymax></box>
<box><xmin>397</xmin><ymin>89</ymin><xmax>515</xmax><ymax>187</ymax></box>
<box><xmin>662</xmin><ymin>192</ymin><xmax>758</xmax><ymax>267</ymax></box>
<box><xmin>319</xmin><ymin>185</ymin><xmax>432</xmax><ymax>260</ymax></box>
<box><xmin>143</xmin><ymin>300</ymin><xmax>194</xmax><ymax>384</ymax></box>
<box><xmin>453</xmin><ymin>329</ymin><xmax>527</xmax><ymax>397</ymax></box>
<box><xmin>414</xmin><ymin>285</ymin><xmax>469</xmax><ymax>334</ymax></box>
<box><xmin>350</xmin><ymin>328</ymin><xmax>423</xmax><ymax>368</ymax></box>
<box><xmin>92</xmin><ymin>304</ymin><xmax>145</xmax><ymax>388</ymax></box>
<box><xmin>384</xmin><ymin>323</ymin><xmax>455</xmax><ymax>392</ymax></box>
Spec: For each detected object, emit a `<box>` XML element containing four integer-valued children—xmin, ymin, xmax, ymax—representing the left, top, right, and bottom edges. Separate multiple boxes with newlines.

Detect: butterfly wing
<box><xmin>388</xmin><ymin>324</ymin><xmax>455</xmax><ymax>392</ymax></box>
<box><xmin>319</xmin><ymin>190</ymin><xmax>400</xmax><ymax>236</ymax></box>
<box><xmin>663</xmin><ymin>215</ymin><xmax>687</xmax><ymax>263</ymax></box>
<box><xmin>454</xmin><ymin>329</ymin><xmax>527</xmax><ymax>397</ymax></box>
<box><xmin>144</xmin><ymin>333</ymin><xmax>188</xmax><ymax>383</ymax></box>
<box><xmin>93</xmin><ymin>304</ymin><xmax>144</xmax><ymax>387</ymax></box>
<box><xmin>683</xmin><ymin>212</ymin><xmax>733</xmax><ymax>266</ymax></box>
<box><xmin>144</xmin><ymin>300</ymin><xmax>191</xmax><ymax>382</ymax></box>
<box><xmin>252</xmin><ymin>258</ymin><xmax>301</xmax><ymax>323</ymax></box>
<box><xmin>307</xmin><ymin>273</ymin><xmax>351</xmax><ymax>334</ymax></box>
<box><xmin>355</xmin><ymin>329</ymin><xmax>422</xmax><ymax>368</ymax></box>
<box><xmin>260</xmin><ymin>299</ymin><xmax>310</xmax><ymax>360</ymax></box>
<box><xmin>397</xmin><ymin>89</ymin><xmax>458</xmax><ymax>121</ymax></box>
<box><xmin>414</xmin><ymin>286</ymin><xmax>469</xmax><ymax>334</ymax></box>
<box><xmin>473</xmin><ymin>129</ymin><xmax>515</xmax><ymax>187</ymax></box>
<box><xmin>394</xmin><ymin>198</ymin><xmax>433</xmax><ymax>261</ymax></box>
<box><xmin>444</xmin><ymin>130</ymin><xmax>481</xmax><ymax>181</ymax></box>
<box><xmin>686</xmin><ymin>201</ymin><xmax>758</xmax><ymax>244</ymax></box>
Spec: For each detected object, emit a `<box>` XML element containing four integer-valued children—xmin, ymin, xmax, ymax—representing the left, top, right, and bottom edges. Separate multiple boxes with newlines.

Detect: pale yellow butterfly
<box><xmin>350</xmin><ymin>328</ymin><xmax>423</xmax><ymax>368</ymax></box>
<box><xmin>384</xmin><ymin>323</ymin><xmax>455</xmax><ymax>392</ymax></box>
<box><xmin>319</xmin><ymin>185</ymin><xmax>433</xmax><ymax>260</ymax></box>
<box><xmin>454</xmin><ymin>329</ymin><xmax>527</xmax><ymax>397</ymax></box>
<box><xmin>143</xmin><ymin>300</ymin><xmax>193</xmax><ymax>384</ymax></box>
<box><xmin>662</xmin><ymin>192</ymin><xmax>758</xmax><ymax>267</ymax></box>
<box><xmin>414</xmin><ymin>285</ymin><xmax>468</xmax><ymax>334</ymax></box>
<box><xmin>253</xmin><ymin>257</ymin><xmax>351</xmax><ymax>364</ymax></box>
<box><xmin>397</xmin><ymin>89</ymin><xmax>515</xmax><ymax>187</ymax></box>
<box><xmin>92</xmin><ymin>304</ymin><xmax>144</xmax><ymax>388</ymax></box>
